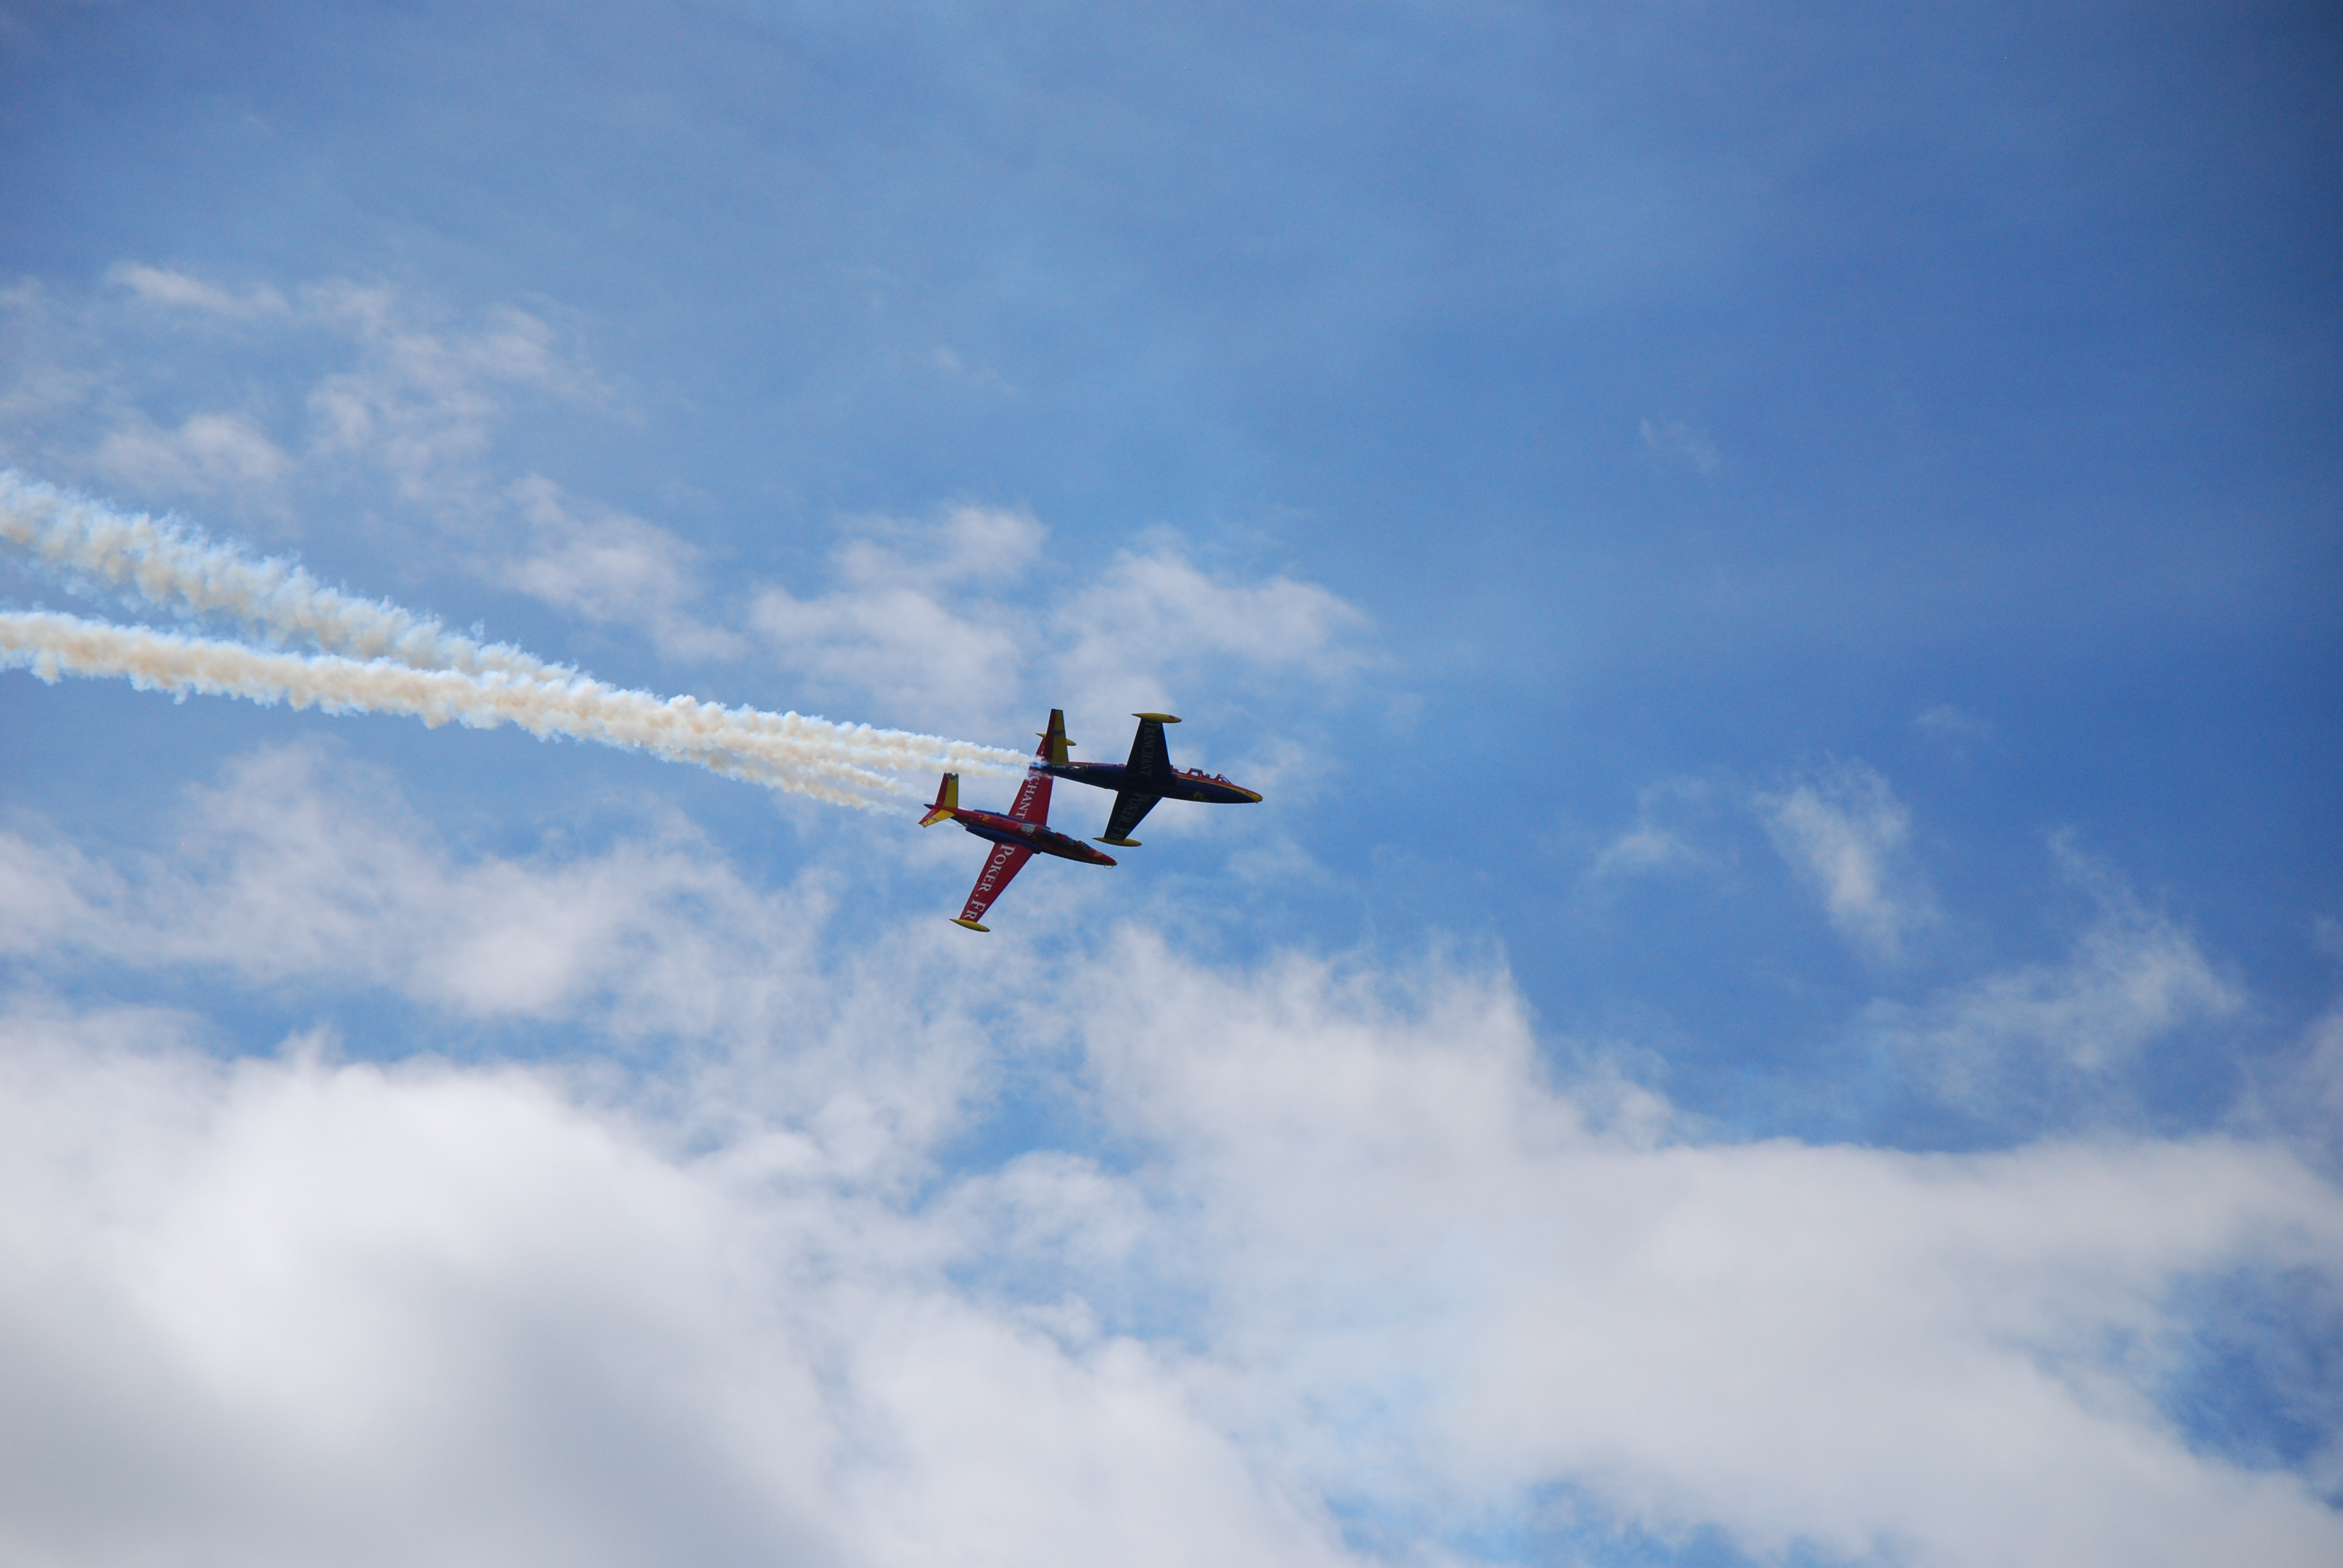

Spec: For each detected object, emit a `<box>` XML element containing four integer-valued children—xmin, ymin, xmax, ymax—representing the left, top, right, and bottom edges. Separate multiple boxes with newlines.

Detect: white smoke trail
<box><xmin>0</xmin><ymin>610</ymin><xmax>1006</xmax><ymax>808</ymax></box>
<box><xmin>1</xmin><ymin>468</ymin><xmax>566</xmax><ymax>679</ymax></box>
<box><xmin>0</xmin><ymin>471</ymin><xmax>1034</xmax><ymax>795</ymax></box>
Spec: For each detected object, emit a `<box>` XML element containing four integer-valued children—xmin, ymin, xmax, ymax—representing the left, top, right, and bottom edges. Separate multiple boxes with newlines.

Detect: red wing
<box><xmin>1006</xmin><ymin>714</ymin><xmax>1064</xmax><ymax>823</ymax></box>
<box><xmin>1006</xmin><ymin>765</ymin><xmax>1054</xmax><ymax>823</ymax></box>
<box><xmin>993</xmin><ymin>717</ymin><xmax>1059</xmax><ymax>825</ymax></box>
<box><xmin>959</xmin><ymin>841</ymin><xmax>1033</xmax><ymax>924</ymax></box>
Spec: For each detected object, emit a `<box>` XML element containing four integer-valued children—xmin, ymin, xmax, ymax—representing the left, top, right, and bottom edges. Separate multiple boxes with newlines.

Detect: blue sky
<box><xmin>2</xmin><ymin>2</ymin><xmax>2339</xmax><ymax>1564</ymax></box>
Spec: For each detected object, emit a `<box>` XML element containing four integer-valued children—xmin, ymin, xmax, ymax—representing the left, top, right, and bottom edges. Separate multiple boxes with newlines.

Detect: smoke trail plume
<box><xmin>1</xmin><ymin>469</ymin><xmax>565</xmax><ymax>679</ymax></box>
<box><xmin>1</xmin><ymin>472</ymin><xmax>1033</xmax><ymax>803</ymax></box>
<box><xmin>0</xmin><ymin>611</ymin><xmax>1003</xmax><ymax>807</ymax></box>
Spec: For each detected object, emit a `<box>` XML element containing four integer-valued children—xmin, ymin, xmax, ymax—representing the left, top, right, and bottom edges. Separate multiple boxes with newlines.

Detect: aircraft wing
<box><xmin>1124</xmin><ymin>714</ymin><xmax>1176</xmax><ymax>781</ymax></box>
<box><xmin>1006</xmin><ymin>766</ymin><xmax>1054</xmax><ymax>824</ymax></box>
<box><xmin>955</xmin><ymin>841</ymin><xmax>1032</xmax><ymax>929</ymax></box>
<box><xmin>1099</xmin><ymin>790</ymin><xmax>1159</xmax><ymax>846</ymax></box>
<box><xmin>1006</xmin><ymin>714</ymin><xmax>1063</xmax><ymax>823</ymax></box>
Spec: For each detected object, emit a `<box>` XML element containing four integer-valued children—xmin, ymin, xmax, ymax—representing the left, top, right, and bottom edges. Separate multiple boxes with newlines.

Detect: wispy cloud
<box><xmin>1917</xmin><ymin>703</ymin><xmax>1994</xmax><ymax>759</ymax></box>
<box><xmin>107</xmin><ymin>263</ymin><xmax>289</xmax><ymax>321</ymax></box>
<box><xmin>4</xmin><ymin>271</ymin><xmax>730</xmax><ymax>665</ymax></box>
<box><xmin>1584</xmin><ymin>775</ymin><xmax>1731</xmax><ymax>886</ymax></box>
<box><xmin>1052</xmin><ymin>549</ymin><xmax>1371</xmax><ymax>720</ymax></box>
<box><xmin>1756</xmin><ymin>760</ymin><xmax>1938</xmax><ymax>962</ymax></box>
<box><xmin>2233</xmin><ymin>918</ymin><xmax>2343</xmax><ymax>1175</ymax></box>
<box><xmin>2269</xmin><ymin>994</ymin><xmax>2343</xmax><ymax>1173</ymax></box>
<box><xmin>4</xmin><ymin>264</ymin><xmax>606</xmax><ymax>531</ymax></box>
<box><xmin>91</xmin><ymin>411</ymin><xmax>293</xmax><ymax>498</ymax></box>
<box><xmin>750</xmin><ymin>508</ymin><xmax>1371</xmax><ymax>742</ymax></box>
<box><xmin>297</xmin><ymin>283</ymin><xmax>604</xmax><ymax>511</ymax></box>
<box><xmin>1866</xmin><ymin>836</ymin><xmax>2243</xmax><ymax>1109</ymax></box>
<box><xmin>1638</xmin><ymin>416</ymin><xmax>1722</xmax><ymax>474</ymax></box>
<box><xmin>1916</xmin><ymin>703</ymin><xmax>1991</xmax><ymax>741</ymax></box>
<box><xmin>7</xmin><ymin>270</ymin><xmax>1369</xmax><ymax>719</ymax></box>
<box><xmin>929</xmin><ymin>342</ymin><xmax>1015</xmax><ymax>395</ymax></box>
<box><xmin>750</xmin><ymin>505</ymin><xmax>1044</xmax><ymax>731</ymax></box>
<box><xmin>505</xmin><ymin>475</ymin><xmax>747</xmax><ymax>662</ymax></box>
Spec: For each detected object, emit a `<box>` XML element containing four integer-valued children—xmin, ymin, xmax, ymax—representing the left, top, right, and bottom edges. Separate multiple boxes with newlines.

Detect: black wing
<box><xmin>1124</xmin><ymin>716</ymin><xmax>1175</xmax><ymax>781</ymax></box>
<box><xmin>1099</xmin><ymin>791</ymin><xmax>1161</xmax><ymax>846</ymax></box>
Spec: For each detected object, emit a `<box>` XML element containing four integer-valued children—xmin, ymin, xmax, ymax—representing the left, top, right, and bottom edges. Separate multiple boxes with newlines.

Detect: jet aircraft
<box><xmin>1031</xmin><ymin>708</ymin><xmax>1262</xmax><ymax>846</ymax></box>
<box><xmin>920</xmin><ymin>717</ymin><xmax>1116</xmax><ymax>931</ymax></box>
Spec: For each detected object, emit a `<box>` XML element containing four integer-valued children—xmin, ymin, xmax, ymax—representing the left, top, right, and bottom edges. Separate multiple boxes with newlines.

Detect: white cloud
<box><xmin>2283</xmin><ymin>998</ymin><xmax>2343</xmax><ymax>1172</ymax></box>
<box><xmin>299</xmin><ymin>283</ymin><xmax>601</xmax><ymax>511</ymax></box>
<box><xmin>0</xmin><ymin>745</ymin><xmax>821</xmax><ymax>1036</ymax></box>
<box><xmin>107</xmin><ymin>263</ymin><xmax>289</xmax><ymax>321</ymax></box>
<box><xmin>1638</xmin><ymin>417</ymin><xmax>1721</xmax><ymax>474</ymax></box>
<box><xmin>2235</xmin><ymin>918</ymin><xmax>2343</xmax><ymax>1174</ymax></box>
<box><xmin>8</xmin><ymin>269</ymin><xmax>1363</xmax><ymax>730</ymax></box>
<box><xmin>1059</xmin><ymin>934</ymin><xmax>2343</xmax><ymax>1567</ymax></box>
<box><xmin>837</xmin><ymin>503</ymin><xmax>1046</xmax><ymax>594</ymax></box>
<box><xmin>0</xmin><ymin>1001</ymin><xmax>1365</xmax><ymax>1568</ymax></box>
<box><xmin>91</xmin><ymin>410</ymin><xmax>293</xmax><ymax>497</ymax></box>
<box><xmin>749</xmin><ymin>510</ymin><xmax>1369</xmax><ymax>742</ymax></box>
<box><xmin>0</xmin><ymin>1016</ymin><xmax>853</xmax><ymax>1568</ymax></box>
<box><xmin>1050</xmin><ymin>549</ymin><xmax>1371</xmax><ymax>721</ymax></box>
<box><xmin>506</xmin><ymin>474</ymin><xmax>747</xmax><ymax>662</ymax></box>
<box><xmin>1916</xmin><ymin>704</ymin><xmax>1993</xmax><ymax>747</ymax></box>
<box><xmin>5</xmin><ymin>267</ymin><xmax>761</xmax><ymax>671</ymax></box>
<box><xmin>0</xmin><ymin>756</ymin><xmax>2337</xmax><ymax>1568</ymax></box>
<box><xmin>1584</xmin><ymin>776</ymin><xmax>1729</xmax><ymax>885</ymax></box>
<box><xmin>2</xmin><ymin>930</ymin><xmax>2338</xmax><ymax>1567</ymax></box>
<box><xmin>6</xmin><ymin>265</ymin><xmax>602</xmax><ymax>521</ymax></box>
<box><xmin>750</xmin><ymin>506</ymin><xmax>1041</xmax><ymax>731</ymax></box>
<box><xmin>1866</xmin><ymin>838</ymin><xmax>2243</xmax><ymax>1106</ymax></box>
<box><xmin>929</xmin><ymin>343</ymin><xmax>1014</xmax><ymax>395</ymax></box>
<box><xmin>1589</xmin><ymin>822</ymin><xmax>1700</xmax><ymax>878</ymax></box>
<box><xmin>1757</xmin><ymin>761</ymin><xmax>1937</xmax><ymax>962</ymax></box>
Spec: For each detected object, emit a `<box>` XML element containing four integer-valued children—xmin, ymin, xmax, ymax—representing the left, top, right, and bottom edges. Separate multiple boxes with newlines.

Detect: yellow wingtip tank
<box><xmin>1132</xmin><ymin>712</ymin><xmax>1181</xmax><ymax>724</ymax></box>
<box><xmin>1098</xmin><ymin>836</ymin><xmax>1141</xmax><ymax>847</ymax></box>
<box><xmin>951</xmin><ymin>917</ymin><xmax>991</xmax><ymax>932</ymax></box>
<box><xmin>919</xmin><ymin>773</ymin><xmax>960</xmax><ymax>826</ymax></box>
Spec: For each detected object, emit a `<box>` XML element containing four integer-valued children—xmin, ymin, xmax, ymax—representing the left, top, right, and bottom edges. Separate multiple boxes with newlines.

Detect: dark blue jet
<box><xmin>1031</xmin><ymin>709</ymin><xmax>1262</xmax><ymax>846</ymax></box>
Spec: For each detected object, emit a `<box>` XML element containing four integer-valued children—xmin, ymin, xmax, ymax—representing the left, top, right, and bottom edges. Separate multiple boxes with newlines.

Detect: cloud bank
<box><xmin>1</xmin><ymin>753</ymin><xmax>2336</xmax><ymax>1568</ymax></box>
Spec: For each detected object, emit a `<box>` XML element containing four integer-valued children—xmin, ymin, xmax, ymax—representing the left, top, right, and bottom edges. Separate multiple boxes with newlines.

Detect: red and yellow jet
<box><xmin>920</xmin><ymin>714</ymin><xmax>1116</xmax><ymax>931</ymax></box>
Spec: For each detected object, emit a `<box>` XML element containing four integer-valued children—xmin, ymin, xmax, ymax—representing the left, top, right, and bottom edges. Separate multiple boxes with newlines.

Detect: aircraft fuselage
<box><xmin>949</xmin><ymin>806</ymin><xmax>1119</xmax><ymax>866</ymax></box>
<box><xmin>1037</xmin><ymin>760</ymin><xmax>1262</xmax><ymax>806</ymax></box>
